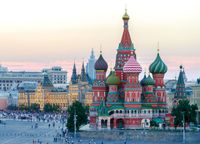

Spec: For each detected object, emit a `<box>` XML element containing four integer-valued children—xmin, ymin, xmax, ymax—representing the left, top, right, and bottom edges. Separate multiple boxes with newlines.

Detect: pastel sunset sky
<box><xmin>0</xmin><ymin>0</ymin><xmax>199</xmax><ymax>81</ymax></box>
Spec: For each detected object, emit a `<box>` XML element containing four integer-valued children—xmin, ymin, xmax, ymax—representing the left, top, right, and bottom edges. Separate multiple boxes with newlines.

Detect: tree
<box><xmin>171</xmin><ymin>99</ymin><xmax>198</xmax><ymax>128</ymax></box>
<box><xmin>19</xmin><ymin>104</ymin><xmax>28</xmax><ymax>111</ymax></box>
<box><xmin>44</xmin><ymin>103</ymin><xmax>51</xmax><ymax>112</ymax></box>
<box><xmin>7</xmin><ymin>105</ymin><xmax>18</xmax><ymax>111</ymax></box>
<box><xmin>44</xmin><ymin>103</ymin><xmax>60</xmax><ymax>113</ymax></box>
<box><xmin>30</xmin><ymin>103</ymin><xmax>40</xmax><ymax>112</ymax></box>
<box><xmin>67</xmin><ymin>101</ymin><xmax>88</xmax><ymax>132</ymax></box>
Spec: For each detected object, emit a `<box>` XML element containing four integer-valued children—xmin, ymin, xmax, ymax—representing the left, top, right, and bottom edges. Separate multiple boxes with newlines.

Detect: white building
<box><xmin>42</xmin><ymin>66</ymin><xmax>68</xmax><ymax>88</ymax></box>
<box><xmin>190</xmin><ymin>83</ymin><xmax>200</xmax><ymax>124</ymax></box>
<box><xmin>0</xmin><ymin>65</ymin><xmax>67</xmax><ymax>91</ymax></box>
<box><xmin>0</xmin><ymin>70</ymin><xmax>42</xmax><ymax>91</ymax></box>
<box><xmin>86</xmin><ymin>49</ymin><xmax>96</xmax><ymax>80</ymax></box>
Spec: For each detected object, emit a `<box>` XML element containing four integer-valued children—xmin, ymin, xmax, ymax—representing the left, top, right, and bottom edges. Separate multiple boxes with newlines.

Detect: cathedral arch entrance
<box><xmin>101</xmin><ymin>119</ymin><xmax>107</xmax><ymax>128</ymax></box>
<box><xmin>116</xmin><ymin>118</ymin><xmax>124</xmax><ymax>129</ymax></box>
<box><xmin>141</xmin><ymin>119</ymin><xmax>150</xmax><ymax>128</ymax></box>
<box><xmin>110</xmin><ymin>118</ymin><xmax>114</xmax><ymax>129</ymax></box>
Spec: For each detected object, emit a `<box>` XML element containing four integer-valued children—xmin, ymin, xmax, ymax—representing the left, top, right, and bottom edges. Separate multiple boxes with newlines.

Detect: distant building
<box><xmin>7</xmin><ymin>91</ymin><xmax>19</xmax><ymax>107</ymax></box>
<box><xmin>173</xmin><ymin>65</ymin><xmax>187</xmax><ymax>106</ymax></box>
<box><xmin>86</xmin><ymin>49</ymin><xmax>96</xmax><ymax>81</ymax></box>
<box><xmin>42</xmin><ymin>66</ymin><xmax>67</xmax><ymax>87</ymax></box>
<box><xmin>18</xmin><ymin>74</ymin><xmax>69</xmax><ymax>110</ymax></box>
<box><xmin>71</xmin><ymin>63</ymin><xmax>78</xmax><ymax>84</ymax></box>
<box><xmin>68</xmin><ymin>62</ymin><xmax>92</xmax><ymax>105</ymax></box>
<box><xmin>0</xmin><ymin>92</ymin><xmax>9</xmax><ymax>110</ymax></box>
<box><xmin>0</xmin><ymin>65</ymin><xmax>67</xmax><ymax>91</ymax></box>
<box><xmin>0</xmin><ymin>71</ymin><xmax>42</xmax><ymax>91</ymax></box>
<box><xmin>84</xmin><ymin>91</ymin><xmax>93</xmax><ymax>106</ymax></box>
<box><xmin>190</xmin><ymin>81</ymin><xmax>200</xmax><ymax>124</ymax></box>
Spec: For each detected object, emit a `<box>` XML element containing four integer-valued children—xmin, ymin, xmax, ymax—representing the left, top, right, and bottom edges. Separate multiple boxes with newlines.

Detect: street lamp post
<box><xmin>182</xmin><ymin>112</ymin><xmax>186</xmax><ymax>143</ymax></box>
<box><xmin>74</xmin><ymin>109</ymin><xmax>77</xmax><ymax>139</ymax></box>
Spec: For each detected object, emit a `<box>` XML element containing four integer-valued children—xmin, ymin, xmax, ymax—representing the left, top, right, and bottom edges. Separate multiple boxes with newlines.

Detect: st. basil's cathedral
<box><xmin>89</xmin><ymin>10</ymin><xmax>169</xmax><ymax>129</ymax></box>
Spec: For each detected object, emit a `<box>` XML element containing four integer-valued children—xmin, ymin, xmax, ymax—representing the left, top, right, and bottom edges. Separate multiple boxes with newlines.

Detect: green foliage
<box><xmin>18</xmin><ymin>103</ymin><xmax>40</xmax><ymax>112</ymax></box>
<box><xmin>18</xmin><ymin>104</ymin><xmax>28</xmax><ymax>111</ymax></box>
<box><xmin>30</xmin><ymin>103</ymin><xmax>40</xmax><ymax>112</ymax></box>
<box><xmin>171</xmin><ymin>99</ymin><xmax>198</xmax><ymax>127</ymax></box>
<box><xmin>7</xmin><ymin>105</ymin><xmax>18</xmax><ymax>111</ymax></box>
<box><xmin>43</xmin><ymin>103</ymin><xmax>60</xmax><ymax>113</ymax></box>
<box><xmin>85</xmin><ymin>105</ymin><xmax>90</xmax><ymax>115</ymax></box>
<box><xmin>150</xmin><ymin>120</ymin><xmax>159</xmax><ymax>128</ymax></box>
<box><xmin>67</xmin><ymin>101</ymin><xmax>88</xmax><ymax>132</ymax></box>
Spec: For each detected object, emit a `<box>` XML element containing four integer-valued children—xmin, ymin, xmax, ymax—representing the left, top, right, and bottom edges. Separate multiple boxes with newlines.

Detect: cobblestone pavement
<box><xmin>0</xmin><ymin>119</ymin><xmax>199</xmax><ymax>144</ymax></box>
<box><xmin>0</xmin><ymin>119</ymin><xmax>62</xmax><ymax>144</ymax></box>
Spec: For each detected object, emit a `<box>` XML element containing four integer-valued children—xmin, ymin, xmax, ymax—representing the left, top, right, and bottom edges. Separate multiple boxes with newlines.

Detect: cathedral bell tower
<box><xmin>115</xmin><ymin>9</ymin><xmax>136</xmax><ymax>81</ymax></box>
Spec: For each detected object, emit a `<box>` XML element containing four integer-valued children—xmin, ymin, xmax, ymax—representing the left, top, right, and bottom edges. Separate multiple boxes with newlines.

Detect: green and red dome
<box><xmin>149</xmin><ymin>53</ymin><xmax>167</xmax><ymax>74</ymax></box>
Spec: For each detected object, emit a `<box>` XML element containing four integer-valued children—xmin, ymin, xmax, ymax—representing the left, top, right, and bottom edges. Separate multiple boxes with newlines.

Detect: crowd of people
<box><xmin>0</xmin><ymin>110</ymin><xmax>67</xmax><ymax>123</ymax></box>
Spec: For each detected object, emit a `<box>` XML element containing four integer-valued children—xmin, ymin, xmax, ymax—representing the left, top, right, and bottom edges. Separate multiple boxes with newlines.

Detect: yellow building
<box><xmin>68</xmin><ymin>84</ymin><xmax>79</xmax><ymax>105</ymax></box>
<box><xmin>18</xmin><ymin>74</ymin><xmax>69</xmax><ymax>111</ymax></box>
<box><xmin>190</xmin><ymin>84</ymin><xmax>200</xmax><ymax>124</ymax></box>
<box><xmin>84</xmin><ymin>91</ymin><xmax>93</xmax><ymax>106</ymax></box>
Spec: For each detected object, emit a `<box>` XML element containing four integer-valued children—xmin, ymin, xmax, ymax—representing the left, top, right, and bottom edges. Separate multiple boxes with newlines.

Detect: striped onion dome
<box><xmin>149</xmin><ymin>53</ymin><xmax>167</xmax><ymax>74</ymax></box>
<box><xmin>95</xmin><ymin>53</ymin><xmax>108</xmax><ymax>71</ymax></box>
<box><xmin>106</xmin><ymin>71</ymin><xmax>120</xmax><ymax>85</ymax></box>
<box><xmin>143</xmin><ymin>75</ymin><xmax>155</xmax><ymax>86</ymax></box>
<box><xmin>123</xmin><ymin>56</ymin><xmax>142</xmax><ymax>73</ymax></box>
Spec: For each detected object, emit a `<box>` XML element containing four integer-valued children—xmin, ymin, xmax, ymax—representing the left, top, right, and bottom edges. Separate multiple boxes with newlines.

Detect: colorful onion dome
<box><xmin>140</xmin><ymin>74</ymin><xmax>147</xmax><ymax>86</ymax></box>
<box><xmin>143</xmin><ymin>74</ymin><xmax>155</xmax><ymax>86</ymax></box>
<box><xmin>149</xmin><ymin>53</ymin><xmax>167</xmax><ymax>74</ymax></box>
<box><xmin>95</xmin><ymin>53</ymin><xmax>108</xmax><ymax>71</ymax></box>
<box><xmin>122</xmin><ymin>9</ymin><xmax>129</xmax><ymax>20</ymax></box>
<box><xmin>106</xmin><ymin>71</ymin><xmax>120</xmax><ymax>85</ymax></box>
<box><xmin>123</xmin><ymin>56</ymin><xmax>142</xmax><ymax>73</ymax></box>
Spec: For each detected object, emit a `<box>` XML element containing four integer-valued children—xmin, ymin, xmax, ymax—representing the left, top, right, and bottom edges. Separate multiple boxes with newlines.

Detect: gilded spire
<box><xmin>123</xmin><ymin>8</ymin><xmax>129</xmax><ymax>20</ymax></box>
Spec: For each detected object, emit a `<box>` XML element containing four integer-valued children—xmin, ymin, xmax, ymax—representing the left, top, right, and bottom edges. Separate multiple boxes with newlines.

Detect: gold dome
<box><xmin>122</xmin><ymin>9</ymin><xmax>129</xmax><ymax>20</ymax></box>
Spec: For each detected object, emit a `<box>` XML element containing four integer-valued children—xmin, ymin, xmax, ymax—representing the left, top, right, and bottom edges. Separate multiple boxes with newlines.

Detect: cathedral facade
<box><xmin>90</xmin><ymin>10</ymin><xmax>168</xmax><ymax>129</ymax></box>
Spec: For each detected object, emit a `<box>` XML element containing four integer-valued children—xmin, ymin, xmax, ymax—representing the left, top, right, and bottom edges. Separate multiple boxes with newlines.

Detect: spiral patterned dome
<box><xmin>95</xmin><ymin>54</ymin><xmax>108</xmax><ymax>71</ymax></box>
<box><xmin>149</xmin><ymin>53</ymin><xmax>167</xmax><ymax>74</ymax></box>
<box><xmin>143</xmin><ymin>75</ymin><xmax>155</xmax><ymax>86</ymax></box>
<box><xmin>123</xmin><ymin>56</ymin><xmax>142</xmax><ymax>73</ymax></box>
<box><xmin>106</xmin><ymin>71</ymin><xmax>120</xmax><ymax>85</ymax></box>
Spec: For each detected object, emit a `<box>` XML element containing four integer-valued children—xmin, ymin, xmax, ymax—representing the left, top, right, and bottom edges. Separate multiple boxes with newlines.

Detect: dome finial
<box><xmin>122</xmin><ymin>8</ymin><xmax>129</xmax><ymax>20</ymax></box>
<box><xmin>144</xmin><ymin>68</ymin><xmax>146</xmax><ymax>75</ymax></box>
<box><xmin>148</xmin><ymin>71</ymin><xmax>150</xmax><ymax>76</ymax></box>
<box><xmin>157</xmin><ymin>41</ymin><xmax>160</xmax><ymax>53</ymax></box>
<box><xmin>100</xmin><ymin>44</ymin><xmax>102</xmax><ymax>54</ymax></box>
<box><xmin>180</xmin><ymin>65</ymin><xmax>183</xmax><ymax>71</ymax></box>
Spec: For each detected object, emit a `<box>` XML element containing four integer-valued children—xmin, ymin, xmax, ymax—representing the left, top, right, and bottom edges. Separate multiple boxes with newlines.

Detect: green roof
<box><xmin>143</xmin><ymin>75</ymin><xmax>155</xmax><ymax>85</ymax></box>
<box><xmin>153</xmin><ymin>117</ymin><xmax>164</xmax><ymax>123</ymax></box>
<box><xmin>106</xmin><ymin>71</ymin><xmax>120</xmax><ymax>85</ymax></box>
<box><xmin>149</xmin><ymin>53</ymin><xmax>167</xmax><ymax>74</ymax></box>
